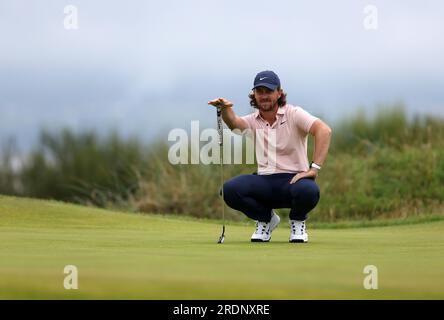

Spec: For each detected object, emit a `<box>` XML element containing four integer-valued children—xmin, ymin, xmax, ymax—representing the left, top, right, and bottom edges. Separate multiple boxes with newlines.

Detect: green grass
<box><xmin>1</xmin><ymin>195</ymin><xmax>444</xmax><ymax>299</ymax></box>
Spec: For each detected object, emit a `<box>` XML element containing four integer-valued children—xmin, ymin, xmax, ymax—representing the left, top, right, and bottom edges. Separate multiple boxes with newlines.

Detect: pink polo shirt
<box><xmin>240</xmin><ymin>104</ymin><xmax>318</xmax><ymax>175</ymax></box>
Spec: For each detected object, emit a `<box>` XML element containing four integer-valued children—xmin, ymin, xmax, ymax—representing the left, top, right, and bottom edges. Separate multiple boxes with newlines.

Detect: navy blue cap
<box><xmin>252</xmin><ymin>70</ymin><xmax>280</xmax><ymax>91</ymax></box>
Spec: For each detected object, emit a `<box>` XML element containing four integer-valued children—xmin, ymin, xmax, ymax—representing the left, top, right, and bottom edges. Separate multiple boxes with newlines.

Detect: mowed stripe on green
<box><xmin>0</xmin><ymin>195</ymin><xmax>443</xmax><ymax>299</ymax></box>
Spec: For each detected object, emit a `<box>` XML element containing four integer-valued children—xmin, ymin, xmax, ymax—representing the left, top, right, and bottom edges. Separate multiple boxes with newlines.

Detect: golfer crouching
<box><xmin>208</xmin><ymin>70</ymin><xmax>332</xmax><ymax>243</ymax></box>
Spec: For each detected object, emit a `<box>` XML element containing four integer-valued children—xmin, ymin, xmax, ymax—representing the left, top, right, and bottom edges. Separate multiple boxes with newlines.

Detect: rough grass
<box><xmin>1</xmin><ymin>106</ymin><xmax>444</xmax><ymax>222</ymax></box>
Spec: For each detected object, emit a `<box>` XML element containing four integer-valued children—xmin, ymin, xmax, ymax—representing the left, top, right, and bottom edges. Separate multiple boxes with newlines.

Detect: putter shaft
<box><xmin>217</xmin><ymin>107</ymin><xmax>225</xmax><ymax>243</ymax></box>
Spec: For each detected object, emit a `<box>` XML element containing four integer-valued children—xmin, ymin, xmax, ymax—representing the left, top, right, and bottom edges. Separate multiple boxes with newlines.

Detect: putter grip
<box><xmin>217</xmin><ymin>107</ymin><xmax>223</xmax><ymax>146</ymax></box>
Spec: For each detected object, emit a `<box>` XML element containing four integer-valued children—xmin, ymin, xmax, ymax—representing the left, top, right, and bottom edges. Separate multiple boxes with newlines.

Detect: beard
<box><xmin>258</xmin><ymin>99</ymin><xmax>278</xmax><ymax>112</ymax></box>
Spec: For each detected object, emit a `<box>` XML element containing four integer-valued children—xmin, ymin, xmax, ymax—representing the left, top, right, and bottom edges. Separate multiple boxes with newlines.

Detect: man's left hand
<box><xmin>290</xmin><ymin>168</ymin><xmax>318</xmax><ymax>184</ymax></box>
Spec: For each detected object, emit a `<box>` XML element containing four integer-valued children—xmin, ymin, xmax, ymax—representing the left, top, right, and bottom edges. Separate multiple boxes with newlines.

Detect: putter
<box><xmin>216</xmin><ymin>106</ymin><xmax>225</xmax><ymax>244</ymax></box>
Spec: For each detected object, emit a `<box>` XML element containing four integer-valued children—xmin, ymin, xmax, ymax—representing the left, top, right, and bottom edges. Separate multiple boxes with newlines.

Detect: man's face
<box><xmin>254</xmin><ymin>87</ymin><xmax>282</xmax><ymax>111</ymax></box>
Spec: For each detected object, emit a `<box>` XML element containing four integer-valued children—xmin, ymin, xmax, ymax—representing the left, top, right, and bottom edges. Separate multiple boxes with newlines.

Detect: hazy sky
<box><xmin>1</xmin><ymin>0</ymin><xmax>444</xmax><ymax>151</ymax></box>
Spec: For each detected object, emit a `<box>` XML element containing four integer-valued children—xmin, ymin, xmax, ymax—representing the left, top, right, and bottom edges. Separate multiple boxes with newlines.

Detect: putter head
<box><xmin>217</xmin><ymin>225</ymin><xmax>225</xmax><ymax>244</ymax></box>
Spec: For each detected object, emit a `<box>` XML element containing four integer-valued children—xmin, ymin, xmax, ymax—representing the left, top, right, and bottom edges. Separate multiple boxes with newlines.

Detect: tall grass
<box><xmin>1</xmin><ymin>105</ymin><xmax>444</xmax><ymax>221</ymax></box>
<box><xmin>1</xmin><ymin>129</ymin><xmax>147</xmax><ymax>208</ymax></box>
<box><xmin>332</xmin><ymin>105</ymin><xmax>444</xmax><ymax>152</ymax></box>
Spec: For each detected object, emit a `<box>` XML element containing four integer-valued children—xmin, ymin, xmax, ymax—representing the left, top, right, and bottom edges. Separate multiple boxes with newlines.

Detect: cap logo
<box><xmin>259</xmin><ymin>77</ymin><xmax>268</xmax><ymax>81</ymax></box>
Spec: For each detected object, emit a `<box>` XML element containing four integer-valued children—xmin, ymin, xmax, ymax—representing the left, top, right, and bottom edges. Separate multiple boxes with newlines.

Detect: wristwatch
<box><xmin>310</xmin><ymin>162</ymin><xmax>321</xmax><ymax>170</ymax></box>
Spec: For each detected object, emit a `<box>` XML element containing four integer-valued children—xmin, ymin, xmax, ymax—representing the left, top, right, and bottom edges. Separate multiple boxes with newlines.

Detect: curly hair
<box><xmin>248</xmin><ymin>88</ymin><xmax>287</xmax><ymax>109</ymax></box>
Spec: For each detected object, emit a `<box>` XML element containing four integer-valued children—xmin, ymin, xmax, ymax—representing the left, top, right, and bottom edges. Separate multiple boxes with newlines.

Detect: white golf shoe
<box><xmin>289</xmin><ymin>220</ymin><xmax>308</xmax><ymax>243</ymax></box>
<box><xmin>251</xmin><ymin>211</ymin><xmax>280</xmax><ymax>242</ymax></box>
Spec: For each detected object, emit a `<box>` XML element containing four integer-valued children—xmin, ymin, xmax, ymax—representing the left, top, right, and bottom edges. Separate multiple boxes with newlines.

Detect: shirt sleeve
<box><xmin>290</xmin><ymin>106</ymin><xmax>318</xmax><ymax>134</ymax></box>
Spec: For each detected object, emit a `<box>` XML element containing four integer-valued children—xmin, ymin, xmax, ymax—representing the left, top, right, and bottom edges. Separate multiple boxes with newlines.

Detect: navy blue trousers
<box><xmin>223</xmin><ymin>173</ymin><xmax>320</xmax><ymax>222</ymax></box>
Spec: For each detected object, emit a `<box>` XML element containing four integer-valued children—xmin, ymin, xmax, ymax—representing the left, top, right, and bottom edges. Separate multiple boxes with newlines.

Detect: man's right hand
<box><xmin>207</xmin><ymin>97</ymin><xmax>248</xmax><ymax>131</ymax></box>
<box><xmin>208</xmin><ymin>98</ymin><xmax>233</xmax><ymax>108</ymax></box>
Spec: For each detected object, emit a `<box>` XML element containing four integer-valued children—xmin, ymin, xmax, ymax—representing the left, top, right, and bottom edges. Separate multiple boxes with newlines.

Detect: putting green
<box><xmin>0</xmin><ymin>195</ymin><xmax>443</xmax><ymax>299</ymax></box>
